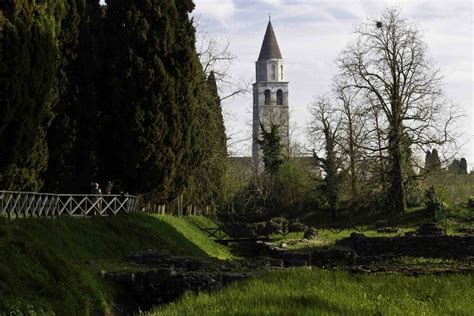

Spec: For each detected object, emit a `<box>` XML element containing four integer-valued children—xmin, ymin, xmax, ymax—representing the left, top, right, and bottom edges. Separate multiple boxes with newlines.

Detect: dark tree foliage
<box><xmin>449</xmin><ymin>158</ymin><xmax>468</xmax><ymax>175</ymax></box>
<box><xmin>460</xmin><ymin>158</ymin><xmax>468</xmax><ymax>175</ymax></box>
<box><xmin>257</xmin><ymin>122</ymin><xmax>285</xmax><ymax>175</ymax></box>
<box><xmin>1</xmin><ymin>0</ymin><xmax>229</xmax><ymax>210</ymax></box>
<box><xmin>206</xmin><ymin>71</ymin><xmax>227</xmax><ymax>160</ymax></box>
<box><xmin>44</xmin><ymin>0</ymin><xmax>103</xmax><ymax>193</ymax></box>
<box><xmin>313</xmin><ymin>123</ymin><xmax>339</xmax><ymax>217</ymax></box>
<box><xmin>0</xmin><ymin>0</ymin><xmax>65</xmax><ymax>190</ymax></box>
<box><xmin>101</xmin><ymin>0</ymin><xmax>201</xmax><ymax>199</ymax></box>
<box><xmin>185</xmin><ymin>71</ymin><xmax>227</xmax><ymax>213</ymax></box>
<box><xmin>424</xmin><ymin>148</ymin><xmax>441</xmax><ymax>172</ymax></box>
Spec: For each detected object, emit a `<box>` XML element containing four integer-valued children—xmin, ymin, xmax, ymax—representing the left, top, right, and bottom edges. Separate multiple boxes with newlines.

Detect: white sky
<box><xmin>193</xmin><ymin>0</ymin><xmax>474</xmax><ymax>170</ymax></box>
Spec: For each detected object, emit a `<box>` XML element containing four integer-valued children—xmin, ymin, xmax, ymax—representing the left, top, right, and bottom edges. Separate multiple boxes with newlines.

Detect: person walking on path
<box><xmin>90</xmin><ymin>183</ymin><xmax>102</xmax><ymax>215</ymax></box>
<box><xmin>105</xmin><ymin>181</ymin><xmax>113</xmax><ymax>195</ymax></box>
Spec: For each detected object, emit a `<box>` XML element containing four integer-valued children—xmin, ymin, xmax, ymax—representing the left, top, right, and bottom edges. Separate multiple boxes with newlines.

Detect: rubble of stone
<box><xmin>416</xmin><ymin>222</ymin><xmax>445</xmax><ymax>236</ymax></box>
<box><xmin>222</xmin><ymin>217</ymin><xmax>308</xmax><ymax>238</ymax></box>
<box><xmin>256</xmin><ymin>241</ymin><xmax>356</xmax><ymax>267</ymax></box>
<box><xmin>303</xmin><ymin>227</ymin><xmax>318</xmax><ymax>239</ymax></box>
<box><xmin>456</xmin><ymin>227</ymin><xmax>474</xmax><ymax>235</ymax></box>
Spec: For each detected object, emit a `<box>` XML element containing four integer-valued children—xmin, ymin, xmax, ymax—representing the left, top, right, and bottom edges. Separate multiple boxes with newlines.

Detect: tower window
<box><xmin>277</xmin><ymin>89</ymin><xmax>283</xmax><ymax>105</ymax></box>
<box><xmin>271</xmin><ymin>64</ymin><xmax>276</xmax><ymax>80</ymax></box>
<box><xmin>264</xmin><ymin>89</ymin><xmax>271</xmax><ymax>105</ymax></box>
<box><xmin>280</xmin><ymin>65</ymin><xmax>284</xmax><ymax>80</ymax></box>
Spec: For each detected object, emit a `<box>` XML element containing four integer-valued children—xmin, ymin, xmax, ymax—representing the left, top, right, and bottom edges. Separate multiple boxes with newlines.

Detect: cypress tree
<box><xmin>431</xmin><ymin>149</ymin><xmax>441</xmax><ymax>170</ymax></box>
<box><xmin>186</xmin><ymin>71</ymin><xmax>227</xmax><ymax>213</ymax></box>
<box><xmin>207</xmin><ymin>71</ymin><xmax>227</xmax><ymax>157</ymax></box>
<box><xmin>0</xmin><ymin>0</ymin><xmax>65</xmax><ymax>190</ymax></box>
<box><xmin>449</xmin><ymin>159</ymin><xmax>460</xmax><ymax>173</ymax></box>
<box><xmin>449</xmin><ymin>158</ymin><xmax>468</xmax><ymax>175</ymax></box>
<box><xmin>459</xmin><ymin>158</ymin><xmax>468</xmax><ymax>175</ymax></box>
<box><xmin>101</xmin><ymin>0</ymin><xmax>201</xmax><ymax>200</ymax></box>
<box><xmin>424</xmin><ymin>150</ymin><xmax>432</xmax><ymax>170</ymax></box>
<box><xmin>424</xmin><ymin>148</ymin><xmax>441</xmax><ymax>172</ymax></box>
<box><xmin>45</xmin><ymin>0</ymin><xmax>103</xmax><ymax>192</ymax></box>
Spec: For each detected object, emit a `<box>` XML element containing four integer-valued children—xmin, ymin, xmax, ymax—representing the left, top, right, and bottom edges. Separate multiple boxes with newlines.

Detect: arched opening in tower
<box><xmin>264</xmin><ymin>89</ymin><xmax>271</xmax><ymax>105</ymax></box>
<box><xmin>276</xmin><ymin>89</ymin><xmax>283</xmax><ymax>105</ymax></box>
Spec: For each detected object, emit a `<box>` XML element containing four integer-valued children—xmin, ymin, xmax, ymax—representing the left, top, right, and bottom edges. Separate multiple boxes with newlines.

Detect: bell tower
<box><xmin>252</xmin><ymin>18</ymin><xmax>289</xmax><ymax>168</ymax></box>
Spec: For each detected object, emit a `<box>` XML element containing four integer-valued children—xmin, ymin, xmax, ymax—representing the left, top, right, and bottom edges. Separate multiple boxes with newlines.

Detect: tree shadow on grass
<box><xmin>132</xmin><ymin>215</ymin><xmax>210</xmax><ymax>258</ymax></box>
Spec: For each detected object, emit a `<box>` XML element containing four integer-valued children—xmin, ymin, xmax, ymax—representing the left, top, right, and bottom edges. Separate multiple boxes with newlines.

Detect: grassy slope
<box><xmin>0</xmin><ymin>214</ymin><xmax>230</xmax><ymax>314</ymax></box>
<box><xmin>156</xmin><ymin>215</ymin><xmax>233</xmax><ymax>260</ymax></box>
<box><xmin>152</xmin><ymin>268</ymin><xmax>474</xmax><ymax>316</ymax></box>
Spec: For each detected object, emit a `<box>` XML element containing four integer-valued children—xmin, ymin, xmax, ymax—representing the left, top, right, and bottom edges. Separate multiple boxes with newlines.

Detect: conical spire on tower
<box><xmin>258</xmin><ymin>20</ymin><xmax>282</xmax><ymax>61</ymax></box>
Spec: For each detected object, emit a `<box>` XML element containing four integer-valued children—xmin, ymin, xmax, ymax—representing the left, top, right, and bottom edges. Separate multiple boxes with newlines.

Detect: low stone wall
<box><xmin>337</xmin><ymin>233</ymin><xmax>474</xmax><ymax>259</ymax></box>
<box><xmin>256</xmin><ymin>241</ymin><xmax>357</xmax><ymax>267</ymax></box>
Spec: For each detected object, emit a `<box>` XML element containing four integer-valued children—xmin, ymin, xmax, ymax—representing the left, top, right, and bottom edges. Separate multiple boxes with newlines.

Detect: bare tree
<box><xmin>194</xmin><ymin>18</ymin><xmax>251</xmax><ymax>102</ymax></box>
<box><xmin>333</xmin><ymin>84</ymin><xmax>369</xmax><ymax>196</ymax></box>
<box><xmin>337</xmin><ymin>8</ymin><xmax>458</xmax><ymax>213</ymax></box>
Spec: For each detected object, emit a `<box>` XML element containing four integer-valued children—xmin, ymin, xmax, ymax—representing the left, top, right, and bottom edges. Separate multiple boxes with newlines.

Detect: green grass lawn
<box><xmin>0</xmin><ymin>214</ymin><xmax>231</xmax><ymax>314</ymax></box>
<box><xmin>151</xmin><ymin>268</ymin><xmax>474</xmax><ymax>316</ymax></box>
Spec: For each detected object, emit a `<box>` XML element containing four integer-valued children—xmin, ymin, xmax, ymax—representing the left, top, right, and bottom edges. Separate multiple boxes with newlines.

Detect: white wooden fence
<box><xmin>0</xmin><ymin>191</ymin><xmax>141</xmax><ymax>219</ymax></box>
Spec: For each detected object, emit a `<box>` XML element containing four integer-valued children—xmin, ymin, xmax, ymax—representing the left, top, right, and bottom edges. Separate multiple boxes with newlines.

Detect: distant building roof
<box><xmin>257</xmin><ymin>20</ymin><xmax>283</xmax><ymax>61</ymax></box>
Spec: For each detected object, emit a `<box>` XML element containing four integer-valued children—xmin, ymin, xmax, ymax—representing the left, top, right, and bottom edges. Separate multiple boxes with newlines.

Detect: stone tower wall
<box><xmin>252</xmin><ymin>20</ymin><xmax>289</xmax><ymax>170</ymax></box>
<box><xmin>252</xmin><ymin>65</ymin><xmax>289</xmax><ymax>167</ymax></box>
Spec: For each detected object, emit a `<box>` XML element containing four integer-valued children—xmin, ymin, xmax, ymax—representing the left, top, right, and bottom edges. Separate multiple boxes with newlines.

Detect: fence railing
<box><xmin>0</xmin><ymin>191</ymin><xmax>141</xmax><ymax>219</ymax></box>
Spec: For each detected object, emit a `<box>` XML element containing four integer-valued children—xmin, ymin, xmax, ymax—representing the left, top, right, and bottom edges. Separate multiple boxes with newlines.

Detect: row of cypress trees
<box><xmin>0</xmin><ymin>0</ymin><xmax>227</xmax><ymax>211</ymax></box>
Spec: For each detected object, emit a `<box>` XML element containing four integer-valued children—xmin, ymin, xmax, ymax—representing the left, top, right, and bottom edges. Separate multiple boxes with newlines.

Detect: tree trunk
<box><xmin>388</xmin><ymin>127</ymin><xmax>406</xmax><ymax>213</ymax></box>
<box><xmin>349</xmin><ymin>140</ymin><xmax>357</xmax><ymax>196</ymax></box>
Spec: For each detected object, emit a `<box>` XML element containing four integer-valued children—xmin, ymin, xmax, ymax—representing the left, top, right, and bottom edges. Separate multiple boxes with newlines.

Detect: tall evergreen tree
<box><xmin>101</xmin><ymin>0</ymin><xmax>201</xmax><ymax>200</ymax></box>
<box><xmin>459</xmin><ymin>158</ymin><xmax>468</xmax><ymax>175</ymax></box>
<box><xmin>449</xmin><ymin>158</ymin><xmax>468</xmax><ymax>175</ymax></box>
<box><xmin>44</xmin><ymin>0</ymin><xmax>103</xmax><ymax>192</ymax></box>
<box><xmin>206</xmin><ymin>71</ymin><xmax>227</xmax><ymax>162</ymax></box>
<box><xmin>424</xmin><ymin>148</ymin><xmax>441</xmax><ymax>172</ymax></box>
<box><xmin>185</xmin><ymin>71</ymin><xmax>227</xmax><ymax>213</ymax></box>
<box><xmin>0</xmin><ymin>0</ymin><xmax>65</xmax><ymax>190</ymax></box>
